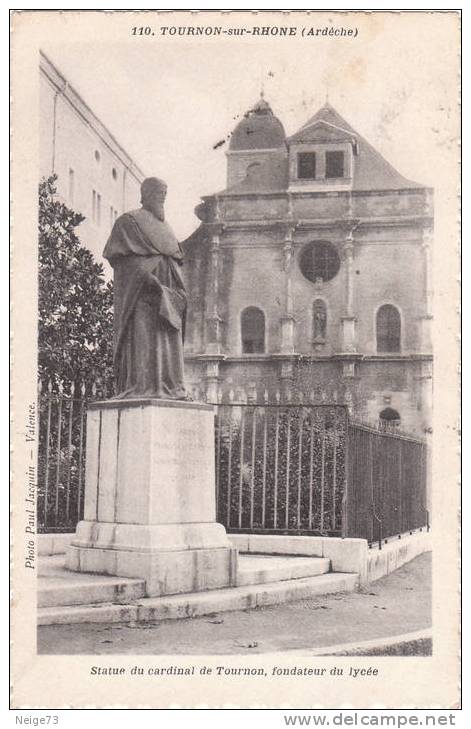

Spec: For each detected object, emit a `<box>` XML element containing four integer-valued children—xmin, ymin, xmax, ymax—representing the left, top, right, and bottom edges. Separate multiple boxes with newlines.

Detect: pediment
<box><xmin>288</xmin><ymin>119</ymin><xmax>356</xmax><ymax>145</ymax></box>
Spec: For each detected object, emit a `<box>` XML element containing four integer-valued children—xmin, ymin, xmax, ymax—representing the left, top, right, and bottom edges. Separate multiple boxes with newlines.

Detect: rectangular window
<box><xmin>297</xmin><ymin>152</ymin><xmax>316</xmax><ymax>179</ymax></box>
<box><xmin>325</xmin><ymin>150</ymin><xmax>344</xmax><ymax>178</ymax></box>
<box><xmin>96</xmin><ymin>192</ymin><xmax>101</xmax><ymax>225</ymax></box>
<box><xmin>68</xmin><ymin>168</ymin><xmax>75</xmax><ymax>205</ymax></box>
<box><xmin>109</xmin><ymin>206</ymin><xmax>119</xmax><ymax>228</ymax></box>
<box><xmin>92</xmin><ymin>190</ymin><xmax>102</xmax><ymax>224</ymax></box>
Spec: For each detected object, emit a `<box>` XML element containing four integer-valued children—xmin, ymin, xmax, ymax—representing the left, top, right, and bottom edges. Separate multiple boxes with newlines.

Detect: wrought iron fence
<box><xmin>37</xmin><ymin>381</ymin><xmax>428</xmax><ymax>544</ymax></box>
<box><xmin>37</xmin><ymin>379</ymin><xmax>112</xmax><ymax>532</ymax></box>
<box><xmin>215</xmin><ymin>403</ymin><xmax>348</xmax><ymax>535</ymax></box>
<box><xmin>345</xmin><ymin>422</ymin><xmax>428</xmax><ymax>545</ymax></box>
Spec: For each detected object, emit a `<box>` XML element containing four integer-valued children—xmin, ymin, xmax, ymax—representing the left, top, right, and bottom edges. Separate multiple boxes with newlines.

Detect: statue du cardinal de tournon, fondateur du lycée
<box><xmin>103</xmin><ymin>177</ymin><xmax>188</xmax><ymax>400</ymax></box>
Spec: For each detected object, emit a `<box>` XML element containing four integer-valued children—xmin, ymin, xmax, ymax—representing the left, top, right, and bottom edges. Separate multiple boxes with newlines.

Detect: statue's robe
<box><xmin>103</xmin><ymin>208</ymin><xmax>187</xmax><ymax>400</ymax></box>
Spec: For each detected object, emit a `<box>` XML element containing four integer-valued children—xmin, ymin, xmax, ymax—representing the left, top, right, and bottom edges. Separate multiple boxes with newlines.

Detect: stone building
<box><xmin>39</xmin><ymin>51</ymin><xmax>145</xmax><ymax>272</ymax></box>
<box><xmin>183</xmin><ymin>96</ymin><xmax>433</xmax><ymax>435</ymax></box>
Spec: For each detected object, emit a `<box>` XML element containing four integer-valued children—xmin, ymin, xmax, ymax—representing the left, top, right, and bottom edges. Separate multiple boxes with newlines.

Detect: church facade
<box><xmin>183</xmin><ymin>97</ymin><xmax>433</xmax><ymax>436</ymax></box>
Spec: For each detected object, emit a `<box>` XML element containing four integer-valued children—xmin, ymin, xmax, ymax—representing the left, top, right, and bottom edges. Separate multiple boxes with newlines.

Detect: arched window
<box><xmin>379</xmin><ymin>407</ymin><xmax>401</xmax><ymax>432</ymax></box>
<box><xmin>313</xmin><ymin>299</ymin><xmax>327</xmax><ymax>342</ymax></box>
<box><xmin>241</xmin><ymin>307</ymin><xmax>265</xmax><ymax>353</ymax></box>
<box><xmin>376</xmin><ymin>304</ymin><xmax>401</xmax><ymax>353</ymax></box>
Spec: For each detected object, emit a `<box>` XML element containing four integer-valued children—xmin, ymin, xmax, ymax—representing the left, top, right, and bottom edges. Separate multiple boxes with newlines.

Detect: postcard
<box><xmin>10</xmin><ymin>9</ymin><xmax>461</xmax><ymax>709</ymax></box>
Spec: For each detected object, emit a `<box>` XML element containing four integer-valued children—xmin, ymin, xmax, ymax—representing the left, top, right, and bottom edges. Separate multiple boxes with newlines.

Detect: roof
<box><xmin>229</xmin><ymin>96</ymin><xmax>286</xmax><ymax>151</ymax></box>
<box><xmin>210</xmin><ymin>101</ymin><xmax>426</xmax><ymax>198</ymax></box>
<box><xmin>289</xmin><ymin>103</ymin><xmax>423</xmax><ymax>191</ymax></box>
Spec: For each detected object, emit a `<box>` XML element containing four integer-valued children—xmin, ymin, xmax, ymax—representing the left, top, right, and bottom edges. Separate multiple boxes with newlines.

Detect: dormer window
<box><xmin>288</xmin><ymin>114</ymin><xmax>356</xmax><ymax>189</ymax></box>
<box><xmin>325</xmin><ymin>150</ymin><xmax>344</xmax><ymax>178</ymax></box>
<box><xmin>290</xmin><ymin>144</ymin><xmax>351</xmax><ymax>188</ymax></box>
<box><xmin>297</xmin><ymin>152</ymin><xmax>316</xmax><ymax>180</ymax></box>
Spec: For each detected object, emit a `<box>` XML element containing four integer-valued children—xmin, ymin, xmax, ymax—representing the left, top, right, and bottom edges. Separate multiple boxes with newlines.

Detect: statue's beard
<box><xmin>154</xmin><ymin>204</ymin><xmax>165</xmax><ymax>222</ymax></box>
<box><xmin>144</xmin><ymin>201</ymin><xmax>165</xmax><ymax>221</ymax></box>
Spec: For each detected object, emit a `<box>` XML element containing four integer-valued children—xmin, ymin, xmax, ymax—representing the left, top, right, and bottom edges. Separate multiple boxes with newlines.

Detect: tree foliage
<box><xmin>38</xmin><ymin>175</ymin><xmax>114</xmax><ymax>388</ymax></box>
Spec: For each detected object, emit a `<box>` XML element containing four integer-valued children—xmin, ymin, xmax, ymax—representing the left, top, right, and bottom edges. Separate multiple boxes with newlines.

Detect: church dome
<box><xmin>229</xmin><ymin>96</ymin><xmax>286</xmax><ymax>151</ymax></box>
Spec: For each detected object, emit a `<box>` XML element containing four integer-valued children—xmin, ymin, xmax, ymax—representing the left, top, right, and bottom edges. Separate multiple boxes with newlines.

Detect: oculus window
<box><xmin>376</xmin><ymin>305</ymin><xmax>401</xmax><ymax>353</ymax></box>
<box><xmin>241</xmin><ymin>307</ymin><xmax>265</xmax><ymax>353</ymax></box>
<box><xmin>299</xmin><ymin>242</ymin><xmax>340</xmax><ymax>283</ymax></box>
<box><xmin>325</xmin><ymin>150</ymin><xmax>345</xmax><ymax>178</ymax></box>
<box><xmin>297</xmin><ymin>152</ymin><xmax>316</xmax><ymax>179</ymax></box>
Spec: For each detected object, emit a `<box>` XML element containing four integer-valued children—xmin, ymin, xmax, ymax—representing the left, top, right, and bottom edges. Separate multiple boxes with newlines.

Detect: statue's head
<box><xmin>141</xmin><ymin>177</ymin><xmax>167</xmax><ymax>220</ymax></box>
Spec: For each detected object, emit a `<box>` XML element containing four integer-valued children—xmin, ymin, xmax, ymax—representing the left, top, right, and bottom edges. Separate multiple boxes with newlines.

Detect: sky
<box><xmin>43</xmin><ymin>13</ymin><xmax>458</xmax><ymax>240</ymax></box>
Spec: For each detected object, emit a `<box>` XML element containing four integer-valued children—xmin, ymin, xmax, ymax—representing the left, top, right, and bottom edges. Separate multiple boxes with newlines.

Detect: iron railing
<box><xmin>215</xmin><ymin>403</ymin><xmax>347</xmax><ymax>536</ymax></box>
<box><xmin>37</xmin><ymin>382</ymin><xmax>429</xmax><ymax>543</ymax></box>
<box><xmin>345</xmin><ymin>422</ymin><xmax>428</xmax><ymax>545</ymax></box>
<box><xmin>37</xmin><ymin>379</ymin><xmax>112</xmax><ymax>532</ymax></box>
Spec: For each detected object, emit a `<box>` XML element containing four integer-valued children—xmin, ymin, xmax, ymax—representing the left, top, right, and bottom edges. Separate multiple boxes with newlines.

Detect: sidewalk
<box><xmin>38</xmin><ymin>552</ymin><xmax>431</xmax><ymax>656</ymax></box>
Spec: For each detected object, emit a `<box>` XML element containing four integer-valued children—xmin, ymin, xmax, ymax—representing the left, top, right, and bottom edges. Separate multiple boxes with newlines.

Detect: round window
<box><xmin>299</xmin><ymin>242</ymin><xmax>340</xmax><ymax>283</ymax></box>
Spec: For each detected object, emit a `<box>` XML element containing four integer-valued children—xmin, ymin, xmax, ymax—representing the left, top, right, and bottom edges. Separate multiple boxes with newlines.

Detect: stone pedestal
<box><xmin>66</xmin><ymin>399</ymin><xmax>237</xmax><ymax>596</ymax></box>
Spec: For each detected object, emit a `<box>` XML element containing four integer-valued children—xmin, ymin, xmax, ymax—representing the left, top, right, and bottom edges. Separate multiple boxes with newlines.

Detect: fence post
<box><xmin>43</xmin><ymin>379</ymin><xmax>53</xmax><ymax>530</ymax></box>
<box><xmin>65</xmin><ymin>381</ymin><xmax>75</xmax><ymax>522</ymax></box>
<box><xmin>261</xmin><ymin>391</ymin><xmax>268</xmax><ymax>528</ymax></box>
<box><xmin>341</xmin><ymin>408</ymin><xmax>350</xmax><ymax>538</ymax></box>
<box><xmin>215</xmin><ymin>404</ymin><xmax>221</xmax><ymax>521</ymax></box>
<box><xmin>368</xmin><ymin>434</ymin><xmax>375</xmax><ymax>546</ymax></box>
<box><xmin>53</xmin><ymin>380</ymin><xmax>64</xmax><ymax>524</ymax></box>
<box><xmin>77</xmin><ymin>381</ymin><xmax>86</xmax><ymax>523</ymax></box>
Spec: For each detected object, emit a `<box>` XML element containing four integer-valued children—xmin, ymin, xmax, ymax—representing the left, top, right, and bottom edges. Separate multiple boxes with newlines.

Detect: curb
<box><xmin>308</xmin><ymin>628</ymin><xmax>433</xmax><ymax>656</ymax></box>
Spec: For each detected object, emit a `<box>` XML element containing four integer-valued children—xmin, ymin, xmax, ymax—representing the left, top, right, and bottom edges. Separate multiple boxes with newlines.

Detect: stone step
<box><xmin>236</xmin><ymin>555</ymin><xmax>330</xmax><ymax>586</ymax></box>
<box><xmin>38</xmin><ymin>572</ymin><xmax>358</xmax><ymax>626</ymax></box>
<box><xmin>38</xmin><ymin>556</ymin><xmax>147</xmax><ymax>608</ymax></box>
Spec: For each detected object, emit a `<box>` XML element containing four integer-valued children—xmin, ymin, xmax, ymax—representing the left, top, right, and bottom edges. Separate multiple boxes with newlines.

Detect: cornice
<box><xmin>184</xmin><ymin>353</ymin><xmax>433</xmax><ymax>364</ymax></box>
<box><xmin>202</xmin><ymin>215</ymin><xmax>432</xmax><ymax>232</ymax></box>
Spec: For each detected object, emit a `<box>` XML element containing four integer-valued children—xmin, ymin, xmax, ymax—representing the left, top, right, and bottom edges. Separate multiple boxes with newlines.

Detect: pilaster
<box><xmin>280</xmin><ymin>222</ymin><xmax>297</xmax><ymax>354</ymax></box>
<box><xmin>340</xmin><ymin>223</ymin><xmax>359</xmax><ymax>373</ymax></box>
<box><xmin>204</xmin><ymin>217</ymin><xmax>224</xmax><ymax>355</ymax></box>
<box><xmin>418</xmin><ymin>225</ymin><xmax>433</xmax><ymax>353</ymax></box>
